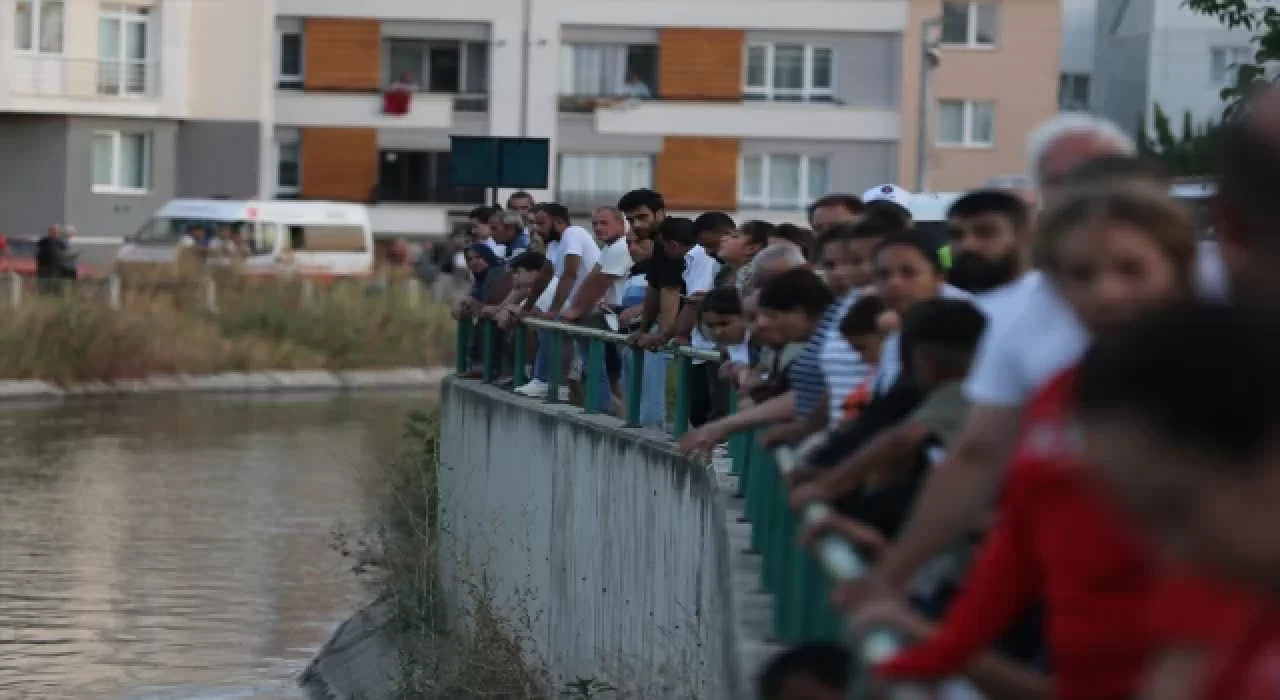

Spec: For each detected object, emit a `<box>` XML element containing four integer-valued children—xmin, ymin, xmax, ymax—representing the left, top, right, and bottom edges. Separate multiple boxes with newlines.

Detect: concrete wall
<box><xmin>439</xmin><ymin>380</ymin><xmax>743</xmax><ymax>699</ymax></box>
<box><xmin>65</xmin><ymin>117</ymin><xmax>178</xmax><ymax>239</ymax></box>
<box><xmin>177</xmin><ymin>121</ymin><xmax>262</xmax><ymax>198</ymax></box>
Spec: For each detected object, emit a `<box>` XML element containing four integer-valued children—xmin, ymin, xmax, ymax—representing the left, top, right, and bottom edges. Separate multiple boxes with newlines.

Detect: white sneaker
<box><xmin>515</xmin><ymin>379</ymin><xmax>548</xmax><ymax>398</ymax></box>
<box><xmin>556</xmin><ymin>386</ymin><xmax>570</xmax><ymax>402</ymax></box>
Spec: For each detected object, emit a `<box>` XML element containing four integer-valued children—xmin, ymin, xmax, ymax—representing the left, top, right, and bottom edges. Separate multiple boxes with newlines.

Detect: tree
<box><xmin>1184</xmin><ymin>0</ymin><xmax>1280</xmax><ymax>118</ymax></box>
<box><xmin>1137</xmin><ymin>103</ymin><xmax>1223</xmax><ymax>176</ymax></box>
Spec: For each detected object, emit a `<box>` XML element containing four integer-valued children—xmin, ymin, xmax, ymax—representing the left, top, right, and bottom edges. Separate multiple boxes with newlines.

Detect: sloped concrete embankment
<box><xmin>437</xmin><ymin>379</ymin><xmax>764</xmax><ymax>699</ymax></box>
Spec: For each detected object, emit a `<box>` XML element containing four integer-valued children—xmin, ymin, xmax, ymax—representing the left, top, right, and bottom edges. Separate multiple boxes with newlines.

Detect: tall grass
<box><xmin>0</xmin><ymin>274</ymin><xmax>456</xmax><ymax>383</ymax></box>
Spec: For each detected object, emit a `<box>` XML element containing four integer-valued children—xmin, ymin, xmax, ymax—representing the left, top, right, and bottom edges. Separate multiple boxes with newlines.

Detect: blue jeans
<box><xmin>621</xmin><ymin>346</ymin><xmax>668</xmax><ymax>429</ymax></box>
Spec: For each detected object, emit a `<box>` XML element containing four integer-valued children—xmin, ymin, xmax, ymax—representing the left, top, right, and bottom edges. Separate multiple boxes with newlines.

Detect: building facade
<box><xmin>0</xmin><ymin>0</ymin><xmax>275</xmax><ymax>241</ymax></box>
<box><xmin>1093</xmin><ymin>0</ymin><xmax>1252</xmax><ymax>136</ymax></box>
<box><xmin>1</xmin><ymin>0</ymin><xmax>1061</xmax><ymax>242</ymax></box>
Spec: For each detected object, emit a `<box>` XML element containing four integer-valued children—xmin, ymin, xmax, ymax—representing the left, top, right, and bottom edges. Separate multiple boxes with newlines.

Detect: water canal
<box><xmin>0</xmin><ymin>392</ymin><xmax>430</xmax><ymax>700</ymax></box>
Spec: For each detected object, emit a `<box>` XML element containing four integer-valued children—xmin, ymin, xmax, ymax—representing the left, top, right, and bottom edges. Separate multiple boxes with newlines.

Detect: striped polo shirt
<box><xmin>788</xmin><ymin>300</ymin><xmax>845</xmax><ymax>419</ymax></box>
<box><xmin>821</xmin><ymin>291</ymin><xmax>871</xmax><ymax>425</ymax></box>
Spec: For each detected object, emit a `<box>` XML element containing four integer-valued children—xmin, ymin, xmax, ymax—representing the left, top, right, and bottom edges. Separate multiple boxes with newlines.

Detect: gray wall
<box><xmin>65</xmin><ymin>117</ymin><xmax>178</xmax><ymax>240</ymax></box>
<box><xmin>557</xmin><ymin>113</ymin><xmax>664</xmax><ymax>154</ymax></box>
<box><xmin>741</xmin><ymin>139</ymin><xmax>898</xmax><ymax>196</ymax></box>
<box><xmin>1095</xmin><ymin>0</ymin><xmax>1154</xmax><ymax>132</ymax></box>
<box><xmin>439</xmin><ymin>381</ymin><xmax>742</xmax><ymax>699</ymax></box>
<box><xmin>378</xmin><ymin>111</ymin><xmax>490</xmax><ymax>150</ymax></box>
<box><xmin>746</xmin><ymin>31</ymin><xmax>902</xmax><ymax>108</ymax></box>
<box><xmin>0</xmin><ymin>115</ymin><xmax>69</xmax><ymax>238</ymax></box>
<box><xmin>176</xmin><ymin>120</ymin><xmax>261</xmax><ymax>198</ymax></box>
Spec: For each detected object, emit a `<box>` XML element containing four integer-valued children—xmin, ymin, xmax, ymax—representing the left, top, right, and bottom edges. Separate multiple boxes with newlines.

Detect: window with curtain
<box><xmin>936</xmin><ymin>99</ymin><xmax>996</xmax><ymax>147</ymax></box>
<box><xmin>560</xmin><ymin>44</ymin><xmax>628</xmax><ymax>97</ymax></box>
<box><xmin>383</xmin><ymin>40</ymin><xmax>489</xmax><ymax>96</ymax></box>
<box><xmin>557</xmin><ymin>155</ymin><xmax>653</xmax><ymax>211</ymax></box>
<box><xmin>739</xmin><ymin>155</ymin><xmax>830</xmax><ymax>210</ymax></box>
<box><xmin>15</xmin><ymin>0</ymin><xmax>64</xmax><ymax>53</ymax></box>
<box><xmin>98</xmin><ymin>4</ymin><xmax>150</xmax><ymax>96</ymax></box>
<box><xmin>92</xmin><ymin>131</ymin><xmax>150</xmax><ymax>192</ymax></box>
<box><xmin>744</xmin><ymin>43</ymin><xmax>835</xmax><ymax>102</ymax></box>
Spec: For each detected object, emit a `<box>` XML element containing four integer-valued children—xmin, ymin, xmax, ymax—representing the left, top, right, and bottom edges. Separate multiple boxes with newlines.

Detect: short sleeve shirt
<box><xmin>596</xmin><ymin>237</ymin><xmax>634</xmax><ymax>306</ymax></box>
<box><xmin>549</xmin><ymin>225</ymin><xmax>602</xmax><ymax>307</ymax></box>
<box><xmin>908</xmin><ymin>381</ymin><xmax>970</xmax><ymax>446</ymax></box>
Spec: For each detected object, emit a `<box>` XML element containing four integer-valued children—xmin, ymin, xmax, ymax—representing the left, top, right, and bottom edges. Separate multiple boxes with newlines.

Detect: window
<box><xmin>98</xmin><ymin>5</ymin><xmax>150</xmax><ymax>96</ymax></box>
<box><xmin>940</xmin><ymin>1</ymin><xmax>999</xmax><ymax>47</ymax></box>
<box><xmin>276</xmin><ymin>141</ymin><xmax>300</xmax><ymax>197</ymax></box>
<box><xmin>739</xmin><ymin>155</ymin><xmax>830</xmax><ymax>210</ymax></box>
<box><xmin>376</xmin><ymin>150</ymin><xmax>486</xmax><ymax>204</ymax></box>
<box><xmin>744</xmin><ymin>44</ymin><xmax>834</xmax><ymax>102</ymax></box>
<box><xmin>91</xmin><ymin>131</ymin><xmax>150</xmax><ymax>193</ymax></box>
<box><xmin>1211</xmin><ymin>46</ymin><xmax>1250</xmax><ymax>85</ymax></box>
<box><xmin>287</xmin><ymin>226</ymin><xmax>369</xmax><ymax>253</ymax></box>
<box><xmin>384</xmin><ymin>40</ymin><xmax>489</xmax><ymax>94</ymax></box>
<box><xmin>557</xmin><ymin>155</ymin><xmax>652</xmax><ymax>212</ymax></box>
<box><xmin>1058</xmin><ymin>73</ymin><xmax>1090</xmax><ymax>111</ymax></box>
<box><xmin>15</xmin><ymin>0</ymin><xmax>65</xmax><ymax>53</ymax></box>
<box><xmin>559</xmin><ymin>44</ymin><xmax>658</xmax><ymax>98</ymax></box>
<box><xmin>278</xmin><ymin>31</ymin><xmax>302</xmax><ymax>88</ymax></box>
<box><xmin>937</xmin><ymin>99</ymin><xmax>996</xmax><ymax>147</ymax></box>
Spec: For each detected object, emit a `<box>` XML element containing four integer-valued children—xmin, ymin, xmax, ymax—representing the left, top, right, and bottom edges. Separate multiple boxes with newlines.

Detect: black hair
<box><xmin>469</xmin><ymin>206</ymin><xmax>496</xmax><ymax>221</ymax></box>
<box><xmin>770</xmin><ymin>223</ymin><xmax>816</xmax><ymax>260</ymax></box>
<box><xmin>507</xmin><ymin>191</ymin><xmax>534</xmax><ymax>206</ymax></box>
<box><xmin>509</xmin><ymin>251</ymin><xmax>546</xmax><ymax>272</ymax></box>
<box><xmin>700</xmin><ymin>287</ymin><xmax>742</xmax><ymax>316</ymax></box>
<box><xmin>808</xmin><ymin>193</ymin><xmax>865</xmax><ymax>224</ymax></box>
<box><xmin>1077</xmin><ymin>299</ymin><xmax>1280</xmax><ymax>472</ymax></box>
<box><xmin>540</xmin><ymin>202</ymin><xmax>570</xmax><ymax>224</ymax></box>
<box><xmin>876</xmin><ymin>229</ymin><xmax>945</xmax><ymax>272</ymax></box>
<box><xmin>618</xmin><ymin>188</ymin><xmax>666</xmax><ymax>214</ymax></box>
<box><xmin>695</xmin><ymin>211</ymin><xmax>737</xmax><ymax>235</ymax></box>
<box><xmin>758</xmin><ymin>268</ymin><xmax>834</xmax><ymax>317</ymax></box>
<box><xmin>899</xmin><ymin>298</ymin><xmax>987</xmax><ymax>379</ymax></box>
<box><xmin>1219</xmin><ymin>105</ymin><xmax>1280</xmax><ymax>252</ymax></box>
<box><xmin>758</xmin><ymin>642</ymin><xmax>850</xmax><ymax>700</ymax></box>
<box><xmin>819</xmin><ymin>217</ymin><xmax>898</xmax><ymax>251</ymax></box>
<box><xmin>947</xmin><ymin>189</ymin><xmax>1031</xmax><ymax>230</ymax></box>
<box><xmin>864</xmin><ymin>199</ymin><xmax>913</xmax><ymax>232</ymax></box>
<box><xmin>840</xmin><ymin>293</ymin><xmax>888</xmax><ymax>337</ymax></box>
<box><xmin>741</xmin><ymin>220</ymin><xmax>776</xmax><ymax>247</ymax></box>
<box><xmin>662</xmin><ymin>216</ymin><xmax>698</xmax><ymax>247</ymax></box>
<box><xmin>1061</xmin><ymin>154</ymin><xmax>1171</xmax><ymax>189</ymax></box>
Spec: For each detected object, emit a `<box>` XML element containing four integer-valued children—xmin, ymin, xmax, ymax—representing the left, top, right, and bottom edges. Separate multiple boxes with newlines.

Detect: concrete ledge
<box><xmin>0</xmin><ymin>367</ymin><xmax>450</xmax><ymax>403</ymax></box>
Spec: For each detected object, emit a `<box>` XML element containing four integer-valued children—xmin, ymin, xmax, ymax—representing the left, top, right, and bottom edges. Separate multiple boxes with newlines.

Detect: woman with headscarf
<box><xmin>454</xmin><ymin>243</ymin><xmax>512</xmax><ymax>379</ymax></box>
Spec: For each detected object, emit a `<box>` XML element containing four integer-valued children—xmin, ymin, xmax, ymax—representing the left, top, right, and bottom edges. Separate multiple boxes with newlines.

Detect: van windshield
<box><xmin>134</xmin><ymin>218</ymin><xmax>278</xmax><ymax>255</ymax></box>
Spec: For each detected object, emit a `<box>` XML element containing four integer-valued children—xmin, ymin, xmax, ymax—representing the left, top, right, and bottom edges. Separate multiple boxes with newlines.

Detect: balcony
<box><xmin>589</xmin><ymin>97</ymin><xmax>900</xmax><ymax>142</ymax></box>
<box><xmin>273</xmin><ymin>91</ymin><xmax>455</xmax><ymax>129</ymax></box>
<box><xmin>557</xmin><ymin>190</ymin><xmax>632</xmax><ymax>215</ymax></box>
<box><xmin>10</xmin><ymin>55</ymin><xmax>159</xmax><ymax>100</ymax></box>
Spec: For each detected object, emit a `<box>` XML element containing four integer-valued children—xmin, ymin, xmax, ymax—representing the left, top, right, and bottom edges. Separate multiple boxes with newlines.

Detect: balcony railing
<box><xmin>557</xmin><ymin>190</ymin><xmax>632</xmax><ymax>215</ymax></box>
<box><xmin>10</xmin><ymin>55</ymin><xmax>159</xmax><ymax>99</ymax></box>
<box><xmin>560</xmin><ymin>92</ymin><xmax>850</xmax><ymax>112</ymax></box>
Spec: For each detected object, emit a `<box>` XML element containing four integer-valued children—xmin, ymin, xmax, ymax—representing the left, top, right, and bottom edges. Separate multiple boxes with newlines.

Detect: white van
<box><xmin>117</xmin><ymin>199</ymin><xmax>375</xmax><ymax>278</ymax></box>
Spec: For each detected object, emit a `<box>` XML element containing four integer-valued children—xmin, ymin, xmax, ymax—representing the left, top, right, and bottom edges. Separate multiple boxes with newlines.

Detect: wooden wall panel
<box><xmin>299</xmin><ymin>127</ymin><xmax>377</xmax><ymax>202</ymax></box>
<box><xmin>655</xmin><ymin>137</ymin><xmax>739</xmax><ymax>211</ymax></box>
<box><xmin>658</xmin><ymin>28</ymin><xmax>745</xmax><ymax>101</ymax></box>
<box><xmin>303</xmin><ymin>18</ymin><xmax>381</xmax><ymax>91</ymax></box>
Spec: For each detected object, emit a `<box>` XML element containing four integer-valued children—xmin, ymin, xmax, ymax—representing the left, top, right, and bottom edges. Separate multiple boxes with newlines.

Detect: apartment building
<box><xmin>1093</xmin><ymin>0</ymin><xmax>1254</xmax><ymax>135</ymax></box>
<box><xmin>0</xmin><ymin>0</ymin><xmax>275</xmax><ymax>241</ymax></box>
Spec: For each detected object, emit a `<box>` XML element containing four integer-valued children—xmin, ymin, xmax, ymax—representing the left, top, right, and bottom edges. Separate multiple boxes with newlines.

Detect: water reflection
<box><xmin>0</xmin><ymin>393</ymin><xmax>429</xmax><ymax>700</ymax></box>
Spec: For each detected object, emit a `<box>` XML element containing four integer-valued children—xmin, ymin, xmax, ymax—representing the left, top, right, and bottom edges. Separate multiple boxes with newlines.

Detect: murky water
<box><xmin>0</xmin><ymin>393</ymin><xmax>430</xmax><ymax>700</ymax></box>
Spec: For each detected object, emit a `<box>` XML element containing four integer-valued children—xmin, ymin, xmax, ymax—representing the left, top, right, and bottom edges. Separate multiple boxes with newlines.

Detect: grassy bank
<box><xmin>0</xmin><ymin>274</ymin><xmax>456</xmax><ymax>383</ymax></box>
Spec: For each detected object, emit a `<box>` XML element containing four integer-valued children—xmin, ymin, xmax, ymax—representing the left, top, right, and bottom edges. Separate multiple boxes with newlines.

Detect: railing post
<box><xmin>203</xmin><ymin>276</ymin><xmax>218</xmax><ymax>314</ymax></box>
<box><xmin>625</xmin><ymin>346</ymin><xmax>644</xmax><ymax>427</ymax></box>
<box><xmin>545</xmin><ymin>330</ymin><xmax>562</xmax><ymax>404</ymax></box>
<box><xmin>672</xmin><ymin>355</ymin><xmax>692</xmax><ymax>438</ymax></box>
<box><xmin>482</xmin><ymin>319</ymin><xmax>495</xmax><ymax>382</ymax></box>
<box><xmin>727</xmin><ymin>391</ymin><xmax>742</xmax><ymax>474</ymax></box>
<box><xmin>513</xmin><ymin>324</ymin><xmax>527</xmax><ymax>388</ymax></box>
<box><xmin>455</xmin><ymin>319</ymin><xmax>471</xmax><ymax>373</ymax></box>
<box><xmin>107</xmin><ymin>274</ymin><xmax>122</xmax><ymax>310</ymax></box>
<box><xmin>406</xmin><ymin>277</ymin><xmax>420</xmax><ymax>308</ymax></box>
<box><xmin>584</xmin><ymin>338</ymin><xmax>605</xmax><ymax>414</ymax></box>
<box><xmin>9</xmin><ymin>274</ymin><xmax>21</xmax><ymax>309</ymax></box>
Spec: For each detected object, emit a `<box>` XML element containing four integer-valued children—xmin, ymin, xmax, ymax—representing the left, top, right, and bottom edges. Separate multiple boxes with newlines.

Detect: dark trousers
<box><xmin>689</xmin><ymin>362</ymin><xmax>731</xmax><ymax>429</ymax></box>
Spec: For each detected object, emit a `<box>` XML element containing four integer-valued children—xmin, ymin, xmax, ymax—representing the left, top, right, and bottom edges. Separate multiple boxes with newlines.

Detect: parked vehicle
<box><xmin>116</xmin><ymin>199</ymin><xmax>376</xmax><ymax>279</ymax></box>
<box><xmin>0</xmin><ymin>237</ymin><xmax>99</xmax><ymax>278</ymax></box>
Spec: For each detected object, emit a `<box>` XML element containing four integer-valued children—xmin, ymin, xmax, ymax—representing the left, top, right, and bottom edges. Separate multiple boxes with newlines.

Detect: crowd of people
<box><xmin>452</xmin><ymin>86</ymin><xmax>1280</xmax><ymax>699</ymax></box>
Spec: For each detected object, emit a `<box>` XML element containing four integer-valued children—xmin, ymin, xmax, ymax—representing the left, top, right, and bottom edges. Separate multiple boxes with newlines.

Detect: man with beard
<box><xmin>944</xmin><ymin>190</ymin><xmax>1030</xmax><ymax>294</ymax></box>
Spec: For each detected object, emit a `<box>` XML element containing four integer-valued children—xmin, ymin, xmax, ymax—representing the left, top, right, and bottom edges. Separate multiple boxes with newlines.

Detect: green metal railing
<box><xmin>455</xmin><ymin>316</ymin><xmax>918</xmax><ymax>697</ymax></box>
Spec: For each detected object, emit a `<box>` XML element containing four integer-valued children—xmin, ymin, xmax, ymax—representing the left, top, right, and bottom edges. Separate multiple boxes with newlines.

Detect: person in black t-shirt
<box><xmin>35</xmin><ymin>224</ymin><xmax>66</xmax><ymax>294</ymax></box>
<box><xmin>618</xmin><ymin>189</ymin><xmax>688</xmax><ymax>350</ymax></box>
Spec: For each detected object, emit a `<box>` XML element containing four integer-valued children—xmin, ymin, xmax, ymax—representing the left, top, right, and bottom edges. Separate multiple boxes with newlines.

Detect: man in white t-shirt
<box><xmin>515</xmin><ymin>203</ymin><xmax>601</xmax><ymax>399</ymax></box>
<box><xmin>561</xmin><ymin>206</ymin><xmax>632</xmax><ymax>411</ymax></box>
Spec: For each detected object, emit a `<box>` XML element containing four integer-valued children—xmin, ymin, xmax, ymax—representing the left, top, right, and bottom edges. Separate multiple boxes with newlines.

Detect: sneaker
<box><xmin>556</xmin><ymin>386</ymin><xmax>570</xmax><ymax>402</ymax></box>
<box><xmin>514</xmin><ymin>379</ymin><xmax>548</xmax><ymax>398</ymax></box>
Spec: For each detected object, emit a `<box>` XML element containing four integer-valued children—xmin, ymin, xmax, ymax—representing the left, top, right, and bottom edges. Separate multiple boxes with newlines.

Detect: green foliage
<box><xmin>1184</xmin><ymin>0</ymin><xmax>1280</xmax><ymax>118</ymax></box>
<box><xmin>1136</xmin><ymin>103</ymin><xmax>1224</xmax><ymax>176</ymax></box>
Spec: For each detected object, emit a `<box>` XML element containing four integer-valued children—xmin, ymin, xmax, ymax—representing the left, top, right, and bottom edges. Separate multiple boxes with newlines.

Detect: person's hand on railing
<box><xmin>477</xmin><ymin>305</ymin><xmax>500</xmax><ymax>319</ymax></box>
<box><xmin>677</xmin><ymin>423</ymin><xmax>726</xmax><ymax>455</ymax></box>
<box><xmin>830</xmin><ymin>568</ymin><xmax>899</xmax><ymax>615</ymax></box>
<box><xmin>631</xmin><ymin>331</ymin><xmax>667</xmax><ymax>350</ymax></box>
<box><xmin>788</xmin><ymin>479</ymin><xmax>836</xmax><ymax>511</ymax></box>
<box><xmin>799</xmin><ymin>512</ymin><xmax>887</xmax><ymax>558</ymax></box>
<box><xmin>558</xmin><ymin>306</ymin><xmax>584</xmax><ymax>323</ymax></box>
<box><xmin>451</xmin><ymin>297</ymin><xmax>477</xmax><ymax>320</ymax></box>
<box><xmin>618</xmin><ymin>306</ymin><xmax>644</xmax><ymax>326</ymax></box>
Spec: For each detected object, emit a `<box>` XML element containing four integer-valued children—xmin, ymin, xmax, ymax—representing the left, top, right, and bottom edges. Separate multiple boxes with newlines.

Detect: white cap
<box><xmin>862</xmin><ymin>184</ymin><xmax>912</xmax><ymax>208</ymax></box>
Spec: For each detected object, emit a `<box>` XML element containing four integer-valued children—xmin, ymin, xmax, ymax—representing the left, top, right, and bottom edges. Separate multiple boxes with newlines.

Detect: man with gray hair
<box><xmin>1025</xmin><ymin>112</ymin><xmax>1136</xmax><ymax>194</ymax></box>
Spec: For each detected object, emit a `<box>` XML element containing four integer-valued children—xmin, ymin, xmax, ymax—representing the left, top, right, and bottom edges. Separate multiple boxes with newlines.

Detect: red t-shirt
<box><xmin>876</xmin><ymin>366</ymin><xmax>1162</xmax><ymax>700</ymax></box>
<box><xmin>1204</xmin><ymin>609</ymin><xmax>1280</xmax><ymax>699</ymax></box>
